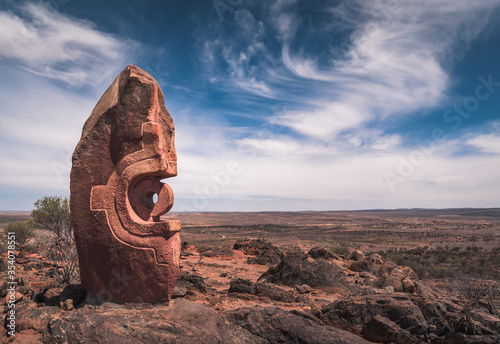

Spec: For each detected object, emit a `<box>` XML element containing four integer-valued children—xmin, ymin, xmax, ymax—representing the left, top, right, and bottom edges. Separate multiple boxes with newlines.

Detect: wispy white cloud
<box><xmin>0</xmin><ymin>3</ymin><xmax>138</xmax><ymax>206</ymax></box>
<box><xmin>180</xmin><ymin>0</ymin><xmax>500</xmax><ymax>210</ymax></box>
<box><xmin>0</xmin><ymin>3</ymin><xmax>134</xmax><ymax>85</ymax></box>
<box><xmin>467</xmin><ymin>134</ymin><xmax>500</xmax><ymax>154</ymax></box>
<box><xmin>272</xmin><ymin>0</ymin><xmax>499</xmax><ymax>139</ymax></box>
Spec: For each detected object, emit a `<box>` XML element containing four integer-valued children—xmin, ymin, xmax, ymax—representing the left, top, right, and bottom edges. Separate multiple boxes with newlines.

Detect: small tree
<box><xmin>453</xmin><ymin>275</ymin><xmax>499</xmax><ymax>334</ymax></box>
<box><xmin>31</xmin><ymin>196</ymin><xmax>72</xmax><ymax>241</ymax></box>
<box><xmin>3</xmin><ymin>220</ymin><xmax>36</xmax><ymax>245</ymax></box>
<box><xmin>31</xmin><ymin>196</ymin><xmax>79</xmax><ymax>285</ymax></box>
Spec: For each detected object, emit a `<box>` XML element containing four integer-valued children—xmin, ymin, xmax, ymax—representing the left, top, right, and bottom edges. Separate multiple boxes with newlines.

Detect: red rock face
<box><xmin>70</xmin><ymin>65</ymin><xmax>181</xmax><ymax>303</ymax></box>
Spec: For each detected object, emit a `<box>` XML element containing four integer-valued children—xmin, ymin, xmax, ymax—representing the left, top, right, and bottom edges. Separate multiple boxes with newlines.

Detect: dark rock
<box><xmin>443</xmin><ymin>333</ymin><xmax>500</xmax><ymax>344</ymax></box>
<box><xmin>350</xmin><ymin>259</ymin><xmax>372</xmax><ymax>272</ymax></box>
<box><xmin>225</xmin><ymin>306</ymin><xmax>372</xmax><ymax>344</ymax></box>
<box><xmin>247</xmin><ymin>255</ymin><xmax>272</xmax><ymax>265</ymax></box>
<box><xmin>348</xmin><ymin>250</ymin><xmax>365</xmax><ymax>261</ymax></box>
<box><xmin>410</xmin><ymin>294</ymin><xmax>500</xmax><ymax>340</ymax></box>
<box><xmin>177</xmin><ymin>272</ymin><xmax>207</xmax><ymax>294</ymax></box>
<box><xmin>0</xmin><ymin>282</ymin><xmax>8</xmax><ymax>298</ymax></box>
<box><xmin>33</xmin><ymin>288</ymin><xmax>49</xmax><ymax>304</ymax></box>
<box><xmin>229</xmin><ymin>279</ymin><xmax>300</xmax><ymax>303</ymax></box>
<box><xmin>296</xmin><ymin>284</ymin><xmax>312</xmax><ymax>294</ymax></box>
<box><xmin>321</xmin><ymin>293</ymin><xmax>428</xmax><ymax>343</ymax></box>
<box><xmin>307</xmin><ymin>247</ymin><xmax>334</xmax><ymax>260</ymax></box>
<box><xmin>172</xmin><ymin>286</ymin><xmax>187</xmax><ymax>299</ymax></box>
<box><xmin>229</xmin><ymin>278</ymin><xmax>255</xmax><ymax>295</ymax></box>
<box><xmin>234</xmin><ymin>239</ymin><xmax>282</xmax><ymax>265</ymax></box>
<box><xmin>45</xmin><ymin>284</ymin><xmax>87</xmax><ymax>310</ymax></box>
<box><xmin>362</xmin><ymin>314</ymin><xmax>418</xmax><ymax>343</ymax></box>
<box><xmin>259</xmin><ymin>250</ymin><xmax>346</xmax><ymax>288</ymax></box>
<box><xmin>254</xmin><ymin>283</ymin><xmax>297</xmax><ymax>303</ymax></box>
<box><xmin>42</xmin><ymin>299</ymin><xmax>234</xmax><ymax>343</ymax></box>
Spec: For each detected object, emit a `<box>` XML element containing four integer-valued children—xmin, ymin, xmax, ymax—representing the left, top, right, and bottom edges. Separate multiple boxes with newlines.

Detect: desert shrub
<box><xmin>452</xmin><ymin>246</ymin><xmax>461</xmax><ymax>252</ymax></box>
<box><xmin>386</xmin><ymin>253</ymin><xmax>405</xmax><ymax>266</ymax></box>
<box><xmin>328</xmin><ymin>246</ymin><xmax>349</xmax><ymax>256</ymax></box>
<box><xmin>47</xmin><ymin>239</ymin><xmax>79</xmax><ymax>285</ymax></box>
<box><xmin>410</xmin><ymin>246</ymin><xmax>429</xmax><ymax>255</ymax></box>
<box><xmin>436</xmin><ymin>253</ymin><xmax>448</xmax><ymax>263</ymax></box>
<box><xmin>32</xmin><ymin>196</ymin><xmax>78</xmax><ymax>285</ymax></box>
<box><xmin>427</xmin><ymin>266</ymin><xmax>452</xmax><ymax>279</ymax></box>
<box><xmin>452</xmin><ymin>276</ymin><xmax>499</xmax><ymax>332</ymax></box>
<box><xmin>466</xmin><ymin>246</ymin><xmax>481</xmax><ymax>252</ymax></box>
<box><xmin>3</xmin><ymin>220</ymin><xmax>35</xmax><ymax>245</ymax></box>
<box><xmin>32</xmin><ymin>196</ymin><xmax>72</xmax><ymax>240</ymax></box>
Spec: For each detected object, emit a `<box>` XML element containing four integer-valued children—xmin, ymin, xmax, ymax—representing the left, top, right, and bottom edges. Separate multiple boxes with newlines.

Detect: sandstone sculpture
<box><xmin>70</xmin><ymin>65</ymin><xmax>180</xmax><ymax>303</ymax></box>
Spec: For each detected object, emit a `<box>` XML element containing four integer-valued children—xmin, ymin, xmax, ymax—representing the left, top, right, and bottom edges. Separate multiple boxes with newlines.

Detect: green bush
<box><xmin>466</xmin><ymin>246</ymin><xmax>481</xmax><ymax>252</ymax></box>
<box><xmin>329</xmin><ymin>246</ymin><xmax>350</xmax><ymax>256</ymax></box>
<box><xmin>32</xmin><ymin>196</ymin><xmax>72</xmax><ymax>240</ymax></box>
<box><xmin>3</xmin><ymin>220</ymin><xmax>36</xmax><ymax>245</ymax></box>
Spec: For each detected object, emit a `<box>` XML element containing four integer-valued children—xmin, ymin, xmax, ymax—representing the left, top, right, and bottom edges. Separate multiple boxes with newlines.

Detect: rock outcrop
<box><xmin>14</xmin><ymin>298</ymin><xmax>232</xmax><ymax>343</ymax></box>
<box><xmin>234</xmin><ymin>238</ymin><xmax>282</xmax><ymax>265</ymax></box>
<box><xmin>225</xmin><ymin>306</ymin><xmax>372</xmax><ymax>344</ymax></box>
<box><xmin>258</xmin><ymin>250</ymin><xmax>346</xmax><ymax>288</ymax></box>
<box><xmin>321</xmin><ymin>293</ymin><xmax>429</xmax><ymax>343</ymax></box>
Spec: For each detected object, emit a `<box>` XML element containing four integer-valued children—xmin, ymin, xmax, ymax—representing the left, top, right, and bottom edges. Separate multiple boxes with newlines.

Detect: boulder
<box><xmin>229</xmin><ymin>278</ymin><xmax>255</xmax><ymax>295</ymax></box>
<box><xmin>321</xmin><ymin>293</ymin><xmax>428</xmax><ymax>343</ymax></box>
<box><xmin>234</xmin><ymin>239</ymin><xmax>282</xmax><ymax>265</ymax></box>
<box><xmin>307</xmin><ymin>247</ymin><xmax>336</xmax><ymax>260</ymax></box>
<box><xmin>176</xmin><ymin>272</ymin><xmax>207</xmax><ymax>294</ymax></box>
<box><xmin>348</xmin><ymin>250</ymin><xmax>365</xmax><ymax>261</ymax></box>
<box><xmin>16</xmin><ymin>299</ymin><xmax>234</xmax><ymax>344</ymax></box>
<box><xmin>350</xmin><ymin>259</ymin><xmax>372</xmax><ymax>272</ymax></box>
<box><xmin>259</xmin><ymin>250</ymin><xmax>346</xmax><ymax>288</ymax></box>
<box><xmin>45</xmin><ymin>284</ymin><xmax>87</xmax><ymax>310</ymax></box>
<box><xmin>225</xmin><ymin>306</ymin><xmax>372</xmax><ymax>344</ymax></box>
<box><xmin>254</xmin><ymin>283</ymin><xmax>299</xmax><ymax>303</ymax></box>
<box><xmin>375</xmin><ymin>266</ymin><xmax>419</xmax><ymax>293</ymax></box>
<box><xmin>229</xmin><ymin>279</ymin><xmax>301</xmax><ymax>303</ymax></box>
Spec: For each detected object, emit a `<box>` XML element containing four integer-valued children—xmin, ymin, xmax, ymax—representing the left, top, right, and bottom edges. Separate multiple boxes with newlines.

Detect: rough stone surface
<box><xmin>229</xmin><ymin>279</ymin><xmax>302</xmax><ymax>303</ymax></box>
<box><xmin>259</xmin><ymin>250</ymin><xmax>346</xmax><ymax>288</ymax></box>
<box><xmin>176</xmin><ymin>272</ymin><xmax>207</xmax><ymax>294</ymax></box>
<box><xmin>348</xmin><ymin>250</ymin><xmax>365</xmax><ymax>261</ymax></box>
<box><xmin>229</xmin><ymin>278</ymin><xmax>255</xmax><ymax>295</ymax></box>
<box><xmin>44</xmin><ymin>284</ymin><xmax>87</xmax><ymax>310</ymax></box>
<box><xmin>234</xmin><ymin>238</ymin><xmax>282</xmax><ymax>265</ymax></box>
<box><xmin>225</xmin><ymin>306</ymin><xmax>373</xmax><ymax>344</ymax></box>
<box><xmin>70</xmin><ymin>65</ymin><xmax>180</xmax><ymax>303</ymax></box>
<box><xmin>321</xmin><ymin>293</ymin><xmax>429</xmax><ymax>343</ymax></box>
<box><xmin>14</xmin><ymin>299</ymin><xmax>233</xmax><ymax>344</ymax></box>
<box><xmin>307</xmin><ymin>247</ymin><xmax>338</xmax><ymax>260</ymax></box>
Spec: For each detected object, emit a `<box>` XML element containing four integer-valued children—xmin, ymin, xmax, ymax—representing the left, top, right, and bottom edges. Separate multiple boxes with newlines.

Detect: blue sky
<box><xmin>1</xmin><ymin>0</ymin><xmax>499</xmax><ymax>212</ymax></box>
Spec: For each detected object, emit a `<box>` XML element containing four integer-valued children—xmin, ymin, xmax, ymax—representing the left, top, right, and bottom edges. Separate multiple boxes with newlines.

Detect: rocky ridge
<box><xmin>1</xmin><ymin>239</ymin><xmax>499</xmax><ymax>343</ymax></box>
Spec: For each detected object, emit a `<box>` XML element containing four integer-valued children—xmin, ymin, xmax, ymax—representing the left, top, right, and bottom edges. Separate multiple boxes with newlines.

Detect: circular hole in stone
<box><xmin>152</xmin><ymin>193</ymin><xmax>159</xmax><ymax>204</ymax></box>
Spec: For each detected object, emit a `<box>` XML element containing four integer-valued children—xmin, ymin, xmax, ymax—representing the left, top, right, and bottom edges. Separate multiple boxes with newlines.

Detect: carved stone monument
<box><xmin>70</xmin><ymin>65</ymin><xmax>180</xmax><ymax>303</ymax></box>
